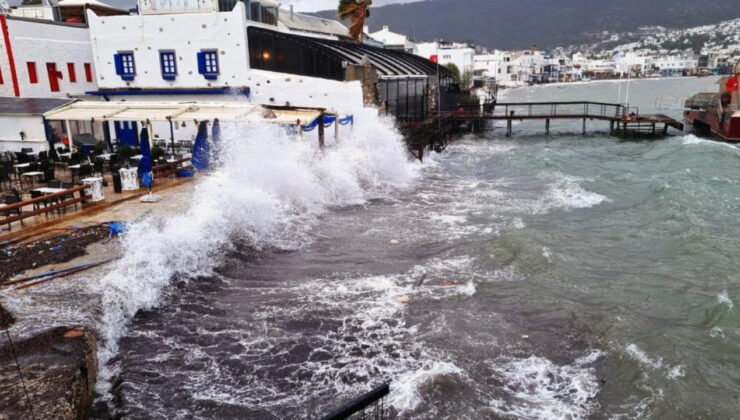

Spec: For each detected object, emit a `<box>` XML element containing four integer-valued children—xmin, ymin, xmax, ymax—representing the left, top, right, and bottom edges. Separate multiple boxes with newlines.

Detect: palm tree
<box><xmin>338</xmin><ymin>0</ymin><xmax>373</xmax><ymax>43</ymax></box>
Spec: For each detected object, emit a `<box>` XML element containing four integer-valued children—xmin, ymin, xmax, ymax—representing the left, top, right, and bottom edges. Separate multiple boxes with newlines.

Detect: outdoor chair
<box><xmin>0</xmin><ymin>165</ymin><xmax>11</xmax><ymax>191</ymax></box>
<box><xmin>61</xmin><ymin>183</ymin><xmax>78</xmax><ymax>212</ymax></box>
<box><xmin>29</xmin><ymin>190</ymin><xmax>50</xmax><ymax>217</ymax></box>
<box><xmin>2</xmin><ymin>195</ymin><xmax>23</xmax><ymax>231</ymax></box>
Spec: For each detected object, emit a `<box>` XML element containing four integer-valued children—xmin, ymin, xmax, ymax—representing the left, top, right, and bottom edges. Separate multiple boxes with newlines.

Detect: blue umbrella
<box><xmin>211</xmin><ymin>119</ymin><xmax>221</xmax><ymax>167</ymax></box>
<box><xmin>192</xmin><ymin>121</ymin><xmax>210</xmax><ymax>171</ymax></box>
<box><xmin>138</xmin><ymin>125</ymin><xmax>153</xmax><ymax>189</ymax></box>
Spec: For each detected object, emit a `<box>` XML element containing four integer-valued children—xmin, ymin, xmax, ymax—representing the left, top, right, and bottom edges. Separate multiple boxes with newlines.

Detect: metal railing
<box><xmin>445</xmin><ymin>101</ymin><xmax>638</xmax><ymax>121</ymax></box>
<box><xmin>2</xmin><ymin>185</ymin><xmax>91</xmax><ymax>228</ymax></box>
<box><xmin>320</xmin><ymin>383</ymin><xmax>390</xmax><ymax>420</ymax></box>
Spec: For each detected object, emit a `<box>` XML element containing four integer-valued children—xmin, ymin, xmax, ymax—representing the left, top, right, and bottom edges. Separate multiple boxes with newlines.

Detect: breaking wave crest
<box><xmin>488</xmin><ymin>351</ymin><xmax>604</xmax><ymax>419</ymax></box>
<box><xmin>93</xmin><ymin>116</ymin><xmax>419</xmax><ymax>397</ymax></box>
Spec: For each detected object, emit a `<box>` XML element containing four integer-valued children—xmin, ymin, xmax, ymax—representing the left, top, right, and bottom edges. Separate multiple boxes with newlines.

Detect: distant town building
<box><xmin>368</xmin><ymin>25</ymin><xmax>416</xmax><ymax>53</ymax></box>
<box><xmin>416</xmin><ymin>40</ymin><xmax>475</xmax><ymax>81</ymax></box>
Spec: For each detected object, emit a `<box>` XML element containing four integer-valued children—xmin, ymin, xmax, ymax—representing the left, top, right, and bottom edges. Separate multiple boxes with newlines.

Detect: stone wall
<box><xmin>0</xmin><ymin>327</ymin><xmax>97</xmax><ymax>420</ymax></box>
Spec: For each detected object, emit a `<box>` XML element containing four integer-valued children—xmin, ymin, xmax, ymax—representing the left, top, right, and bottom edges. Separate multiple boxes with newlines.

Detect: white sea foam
<box><xmin>92</xmin><ymin>115</ymin><xmax>420</xmax><ymax>397</ymax></box>
<box><xmin>625</xmin><ymin>344</ymin><xmax>663</xmax><ymax>369</ymax></box>
<box><xmin>488</xmin><ymin>351</ymin><xmax>604</xmax><ymax>419</ymax></box>
<box><xmin>543</xmin><ymin>175</ymin><xmax>609</xmax><ymax>211</ymax></box>
<box><xmin>717</xmin><ymin>290</ymin><xmax>734</xmax><ymax>309</ymax></box>
<box><xmin>390</xmin><ymin>361</ymin><xmax>463</xmax><ymax>413</ymax></box>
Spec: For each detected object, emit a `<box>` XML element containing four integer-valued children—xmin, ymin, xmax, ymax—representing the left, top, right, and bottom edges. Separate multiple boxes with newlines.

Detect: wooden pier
<box><xmin>445</xmin><ymin>101</ymin><xmax>684</xmax><ymax>137</ymax></box>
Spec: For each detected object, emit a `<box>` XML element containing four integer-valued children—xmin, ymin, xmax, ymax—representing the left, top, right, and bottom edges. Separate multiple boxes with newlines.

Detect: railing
<box><xmin>153</xmin><ymin>157</ymin><xmax>192</xmax><ymax>179</ymax></box>
<box><xmin>2</xmin><ymin>185</ymin><xmax>91</xmax><ymax>227</ymax></box>
<box><xmin>320</xmin><ymin>383</ymin><xmax>390</xmax><ymax>420</ymax></box>
<box><xmin>446</xmin><ymin>101</ymin><xmax>635</xmax><ymax>120</ymax></box>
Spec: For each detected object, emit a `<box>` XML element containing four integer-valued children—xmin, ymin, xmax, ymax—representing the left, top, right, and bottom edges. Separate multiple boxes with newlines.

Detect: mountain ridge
<box><xmin>316</xmin><ymin>0</ymin><xmax>740</xmax><ymax>50</ymax></box>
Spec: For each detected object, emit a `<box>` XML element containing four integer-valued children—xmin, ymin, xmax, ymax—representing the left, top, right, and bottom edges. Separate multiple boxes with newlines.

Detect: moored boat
<box><xmin>684</xmin><ymin>63</ymin><xmax>740</xmax><ymax>142</ymax></box>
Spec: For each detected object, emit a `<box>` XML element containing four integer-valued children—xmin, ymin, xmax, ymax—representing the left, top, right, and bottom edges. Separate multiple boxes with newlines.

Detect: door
<box><xmin>114</xmin><ymin>121</ymin><xmax>139</xmax><ymax>147</ymax></box>
<box><xmin>46</xmin><ymin>63</ymin><xmax>61</xmax><ymax>92</ymax></box>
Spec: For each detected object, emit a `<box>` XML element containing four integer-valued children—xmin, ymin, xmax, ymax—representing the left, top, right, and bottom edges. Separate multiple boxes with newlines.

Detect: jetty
<box><xmin>444</xmin><ymin>101</ymin><xmax>684</xmax><ymax>137</ymax></box>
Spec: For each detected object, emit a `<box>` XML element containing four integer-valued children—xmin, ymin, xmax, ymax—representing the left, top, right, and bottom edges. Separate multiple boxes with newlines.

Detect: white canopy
<box><xmin>43</xmin><ymin>100</ymin><xmax>325</xmax><ymax>126</ymax></box>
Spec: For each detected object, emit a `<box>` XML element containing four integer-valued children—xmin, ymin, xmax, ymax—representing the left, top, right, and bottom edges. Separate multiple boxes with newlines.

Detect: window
<box><xmin>159</xmin><ymin>51</ymin><xmax>177</xmax><ymax>80</ymax></box>
<box><xmin>84</xmin><ymin>63</ymin><xmax>93</xmax><ymax>83</ymax></box>
<box><xmin>27</xmin><ymin>62</ymin><xmax>38</xmax><ymax>84</ymax></box>
<box><xmin>67</xmin><ymin>63</ymin><xmax>76</xmax><ymax>83</ymax></box>
<box><xmin>113</xmin><ymin>52</ymin><xmax>136</xmax><ymax>81</ymax></box>
<box><xmin>197</xmin><ymin>50</ymin><xmax>219</xmax><ymax>80</ymax></box>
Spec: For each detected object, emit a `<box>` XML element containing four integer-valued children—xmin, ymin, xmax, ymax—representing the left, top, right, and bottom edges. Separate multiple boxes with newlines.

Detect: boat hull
<box><xmin>684</xmin><ymin>109</ymin><xmax>740</xmax><ymax>142</ymax></box>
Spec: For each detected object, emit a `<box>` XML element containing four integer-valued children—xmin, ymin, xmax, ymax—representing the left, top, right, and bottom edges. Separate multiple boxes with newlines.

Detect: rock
<box><xmin>390</xmin><ymin>239</ymin><xmax>400</xmax><ymax>245</ymax></box>
<box><xmin>0</xmin><ymin>327</ymin><xmax>97</xmax><ymax>420</ymax></box>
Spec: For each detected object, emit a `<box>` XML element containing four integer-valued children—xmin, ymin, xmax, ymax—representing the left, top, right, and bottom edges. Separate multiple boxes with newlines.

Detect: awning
<box><xmin>43</xmin><ymin>100</ymin><xmax>325</xmax><ymax>126</ymax></box>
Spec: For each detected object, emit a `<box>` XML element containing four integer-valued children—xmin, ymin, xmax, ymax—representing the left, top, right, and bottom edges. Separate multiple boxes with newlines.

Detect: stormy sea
<box><xmin>92</xmin><ymin>76</ymin><xmax>740</xmax><ymax>418</ymax></box>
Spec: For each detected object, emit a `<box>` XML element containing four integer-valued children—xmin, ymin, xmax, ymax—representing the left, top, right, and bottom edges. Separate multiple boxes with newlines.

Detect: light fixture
<box><xmin>262</xmin><ymin>51</ymin><xmax>271</xmax><ymax>61</ymax></box>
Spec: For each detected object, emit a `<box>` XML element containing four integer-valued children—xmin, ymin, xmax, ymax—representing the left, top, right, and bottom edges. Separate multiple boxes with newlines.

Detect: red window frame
<box><xmin>67</xmin><ymin>63</ymin><xmax>76</xmax><ymax>83</ymax></box>
<box><xmin>0</xmin><ymin>65</ymin><xmax>3</xmax><ymax>85</ymax></box>
<box><xmin>84</xmin><ymin>63</ymin><xmax>93</xmax><ymax>83</ymax></box>
<box><xmin>27</xmin><ymin>62</ymin><xmax>38</xmax><ymax>84</ymax></box>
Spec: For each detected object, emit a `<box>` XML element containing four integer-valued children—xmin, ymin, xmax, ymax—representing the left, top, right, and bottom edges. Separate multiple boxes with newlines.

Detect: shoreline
<box><xmin>0</xmin><ymin>179</ymin><xmax>196</xmax><ymax>420</ymax></box>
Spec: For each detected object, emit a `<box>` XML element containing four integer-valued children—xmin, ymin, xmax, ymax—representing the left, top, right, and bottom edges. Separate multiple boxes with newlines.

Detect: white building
<box><xmin>0</xmin><ymin>15</ymin><xmax>99</xmax><ymax>98</ymax></box>
<box><xmin>369</xmin><ymin>25</ymin><xmax>416</xmax><ymax>53</ymax></box>
<box><xmin>474</xmin><ymin>52</ymin><xmax>508</xmax><ymax>81</ymax></box>
<box><xmin>0</xmin><ymin>98</ymin><xmax>74</xmax><ymax>153</ymax></box>
<box><xmin>415</xmin><ymin>41</ymin><xmax>475</xmax><ymax>85</ymax></box>
<box><xmin>654</xmin><ymin>55</ymin><xmax>698</xmax><ymax>77</ymax></box>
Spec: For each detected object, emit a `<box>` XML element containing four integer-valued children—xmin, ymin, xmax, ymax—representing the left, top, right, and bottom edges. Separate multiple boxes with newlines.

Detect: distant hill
<box><xmin>316</xmin><ymin>0</ymin><xmax>740</xmax><ymax>50</ymax></box>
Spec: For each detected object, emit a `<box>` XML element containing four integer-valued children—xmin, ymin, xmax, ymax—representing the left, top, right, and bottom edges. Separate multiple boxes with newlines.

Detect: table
<box><xmin>81</xmin><ymin>177</ymin><xmax>104</xmax><ymax>202</ymax></box>
<box><xmin>13</xmin><ymin>163</ymin><xmax>31</xmax><ymax>169</ymax></box>
<box><xmin>130</xmin><ymin>154</ymin><xmax>143</xmax><ymax>161</ymax></box>
<box><xmin>32</xmin><ymin>188</ymin><xmax>66</xmax><ymax>195</ymax></box>
<box><xmin>58</xmin><ymin>152</ymin><xmax>72</xmax><ymax>159</ymax></box>
<box><xmin>21</xmin><ymin>171</ymin><xmax>44</xmax><ymax>188</ymax></box>
<box><xmin>96</xmin><ymin>153</ymin><xmax>114</xmax><ymax>161</ymax></box>
<box><xmin>119</xmin><ymin>168</ymin><xmax>139</xmax><ymax>191</ymax></box>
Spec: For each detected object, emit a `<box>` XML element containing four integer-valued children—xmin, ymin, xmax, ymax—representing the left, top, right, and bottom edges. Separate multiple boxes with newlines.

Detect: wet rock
<box><xmin>0</xmin><ymin>327</ymin><xmax>97</xmax><ymax>420</ymax></box>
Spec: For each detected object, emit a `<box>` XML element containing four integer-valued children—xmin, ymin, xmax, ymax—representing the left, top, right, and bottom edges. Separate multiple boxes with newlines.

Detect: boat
<box><xmin>684</xmin><ymin>63</ymin><xmax>740</xmax><ymax>142</ymax></box>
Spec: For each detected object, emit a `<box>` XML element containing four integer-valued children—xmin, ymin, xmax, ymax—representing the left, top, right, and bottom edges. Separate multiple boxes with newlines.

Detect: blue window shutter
<box><xmin>197</xmin><ymin>52</ymin><xmax>206</xmax><ymax>75</ymax></box>
<box><xmin>114</xmin><ymin>54</ymin><xmax>123</xmax><ymax>75</ymax></box>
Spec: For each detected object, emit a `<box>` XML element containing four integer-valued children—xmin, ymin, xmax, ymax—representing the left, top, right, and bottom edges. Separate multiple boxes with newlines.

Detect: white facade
<box><xmin>416</xmin><ymin>41</ymin><xmax>475</xmax><ymax>79</ymax></box>
<box><xmin>474</xmin><ymin>53</ymin><xmax>505</xmax><ymax>80</ymax></box>
<box><xmin>87</xmin><ymin>5</ymin><xmax>249</xmax><ymax>91</ymax></box>
<box><xmin>369</xmin><ymin>26</ymin><xmax>416</xmax><ymax>53</ymax></box>
<box><xmin>0</xmin><ymin>16</ymin><xmax>98</xmax><ymax>98</ymax></box>
<box><xmin>0</xmin><ymin>115</ymin><xmax>49</xmax><ymax>152</ymax></box>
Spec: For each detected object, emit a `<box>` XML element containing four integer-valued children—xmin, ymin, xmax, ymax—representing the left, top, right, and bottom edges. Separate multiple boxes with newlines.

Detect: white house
<box><xmin>0</xmin><ymin>15</ymin><xmax>99</xmax><ymax>98</ymax></box>
<box><xmin>369</xmin><ymin>25</ymin><xmax>416</xmax><ymax>53</ymax></box>
<box><xmin>654</xmin><ymin>55</ymin><xmax>698</xmax><ymax>77</ymax></box>
<box><xmin>415</xmin><ymin>41</ymin><xmax>475</xmax><ymax>83</ymax></box>
<box><xmin>474</xmin><ymin>52</ymin><xmax>507</xmax><ymax>81</ymax></box>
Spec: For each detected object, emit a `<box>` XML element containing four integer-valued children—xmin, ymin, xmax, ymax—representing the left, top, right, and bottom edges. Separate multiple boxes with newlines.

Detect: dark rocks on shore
<box><xmin>0</xmin><ymin>304</ymin><xmax>14</xmax><ymax>330</ymax></box>
<box><xmin>0</xmin><ymin>327</ymin><xmax>97</xmax><ymax>420</ymax></box>
<box><xmin>0</xmin><ymin>224</ymin><xmax>110</xmax><ymax>283</ymax></box>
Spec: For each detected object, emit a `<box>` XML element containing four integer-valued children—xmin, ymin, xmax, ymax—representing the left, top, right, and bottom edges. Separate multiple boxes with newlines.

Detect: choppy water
<box><xmin>99</xmin><ymin>77</ymin><xmax>740</xmax><ymax>419</ymax></box>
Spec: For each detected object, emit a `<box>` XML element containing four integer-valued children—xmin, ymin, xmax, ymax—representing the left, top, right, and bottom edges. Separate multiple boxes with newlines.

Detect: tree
<box><xmin>338</xmin><ymin>0</ymin><xmax>373</xmax><ymax>43</ymax></box>
<box><xmin>461</xmin><ymin>70</ymin><xmax>473</xmax><ymax>89</ymax></box>
<box><xmin>21</xmin><ymin>0</ymin><xmax>42</xmax><ymax>5</ymax></box>
<box><xmin>444</xmin><ymin>63</ymin><xmax>461</xmax><ymax>83</ymax></box>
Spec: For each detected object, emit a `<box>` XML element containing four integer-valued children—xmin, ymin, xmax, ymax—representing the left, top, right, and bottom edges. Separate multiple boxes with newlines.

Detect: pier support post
<box><xmin>506</xmin><ymin>120</ymin><xmax>512</xmax><ymax>137</ymax></box>
<box><xmin>545</xmin><ymin>119</ymin><xmax>550</xmax><ymax>136</ymax></box>
<box><xmin>318</xmin><ymin>112</ymin><xmax>325</xmax><ymax>149</ymax></box>
<box><xmin>582</xmin><ymin>118</ymin><xmax>586</xmax><ymax>135</ymax></box>
<box><xmin>609</xmin><ymin>120</ymin><xmax>614</xmax><ymax>135</ymax></box>
<box><xmin>651</xmin><ymin>123</ymin><xmax>656</xmax><ymax>135</ymax></box>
